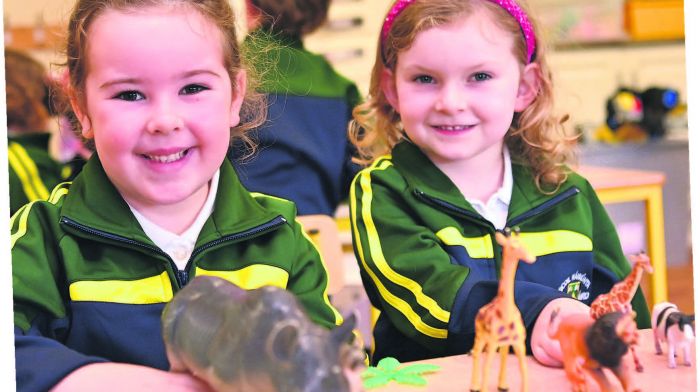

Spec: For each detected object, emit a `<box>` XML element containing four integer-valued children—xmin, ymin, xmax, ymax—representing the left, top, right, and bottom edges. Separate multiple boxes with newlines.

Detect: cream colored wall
<box><xmin>3</xmin><ymin>0</ymin><xmax>247</xmax><ymax>68</ymax></box>
<box><xmin>3</xmin><ymin>0</ymin><xmax>73</xmax><ymax>67</ymax></box>
<box><xmin>3</xmin><ymin>0</ymin><xmax>72</xmax><ymax>25</ymax></box>
<box><xmin>3</xmin><ymin>0</ymin><xmax>688</xmax><ymax>128</ymax></box>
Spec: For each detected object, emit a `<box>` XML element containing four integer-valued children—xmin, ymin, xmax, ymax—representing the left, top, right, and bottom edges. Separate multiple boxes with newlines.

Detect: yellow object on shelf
<box><xmin>624</xmin><ymin>0</ymin><xmax>685</xmax><ymax>40</ymax></box>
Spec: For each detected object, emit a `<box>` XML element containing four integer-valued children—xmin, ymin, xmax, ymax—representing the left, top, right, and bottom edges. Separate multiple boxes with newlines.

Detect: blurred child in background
<box><xmin>5</xmin><ymin>48</ymin><xmax>72</xmax><ymax>215</ymax></box>
<box><xmin>231</xmin><ymin>0</ymin><xmax>361</xmax><ymax>216</ymax></box>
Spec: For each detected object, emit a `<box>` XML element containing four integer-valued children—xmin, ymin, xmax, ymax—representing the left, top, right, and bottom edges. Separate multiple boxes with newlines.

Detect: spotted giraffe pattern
<box><xmin>590</xmin><ymin>252</ymin><xmax>652</xmax><ymax>372</ymax></box>
<box><xmin>470</xmin><ymin>229</ymin><xmax>535</xmax><ymax>392</ymax></box>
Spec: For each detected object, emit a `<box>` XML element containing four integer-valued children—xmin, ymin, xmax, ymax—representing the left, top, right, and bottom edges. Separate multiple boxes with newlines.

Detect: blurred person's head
<box><xmin>246</xmin><ymin>0</ymin><xmax>330</xmax><ymax>37</ymax></box>
<box><xmin>4</xmin><ymin>48</ymin><xmax>51</xmax><ymax>132</ymax></box>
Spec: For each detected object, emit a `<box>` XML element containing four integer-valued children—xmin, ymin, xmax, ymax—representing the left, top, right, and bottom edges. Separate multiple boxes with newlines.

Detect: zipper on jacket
<box><xmin>413</xmin><ymin>189</ymin><xmax>493</xmax><ymax>228</ymax></box>
<box><xmin>507</xmin><ymin>186</ymin><xmax>580</xmax><ymax>227</ymax></box>
<box><xmin>181</xmin><ymin>215</ymin><xmax>288</xmax><ymax>279</ymax></box>
<box><xmin>60</xmin><ymin>216</ymin><xmax>184</xmax><ymax>285</ymax></box>
<box><xmin>177</xmin><ymin>270</ymin><xmax>189</xmax><ymax>285</ymax></box>
<box><xmin>62</xmin><ymin>215</ymin><xmax>288</xmax><ymax>288</ymax></box>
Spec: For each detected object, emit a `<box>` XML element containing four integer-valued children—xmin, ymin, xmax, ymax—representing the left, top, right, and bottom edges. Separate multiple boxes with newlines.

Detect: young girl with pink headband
<box><xmin>349</xmin><ymin>0</ymin><xmax>650</xmax><ymax>365</ymax></box>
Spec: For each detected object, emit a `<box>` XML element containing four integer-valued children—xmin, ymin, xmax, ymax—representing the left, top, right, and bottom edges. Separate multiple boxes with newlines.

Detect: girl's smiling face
<box><xmin>75</xmin><ymin>5</ymin><xmax>245</xmax><ymax>223</ymax></box>
<box><xmin>383</xmin><ymin>9</ymin><xmax>538</xmax><ymax>170</ymax></box>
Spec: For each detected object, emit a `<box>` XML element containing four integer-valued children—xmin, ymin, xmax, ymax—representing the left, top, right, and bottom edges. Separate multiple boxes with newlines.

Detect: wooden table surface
<box><xmin>373</xmin><ymin>329</ymin><xmax>696</xmax><ymax>391</ymax></box>
<box><xmin>577</xmin><ymin>165</ymin><xmax>666</xmax><ymax>189</ymax></box>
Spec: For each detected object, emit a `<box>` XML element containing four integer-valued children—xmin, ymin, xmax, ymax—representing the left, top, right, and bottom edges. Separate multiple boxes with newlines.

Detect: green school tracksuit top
<box><xmin>350</xmin><ymin>141</ymin><xmax>650</xmax><ymax>364</ymax></box>
<box><xmin>7</xmin><ymin>133</ymin><xmax>71</xmax><ymax>216</ymax></box>
<box><xmin>11</xmin><ymin>155</ymin><xmax>341</xmax><ymax>392</ymax></box>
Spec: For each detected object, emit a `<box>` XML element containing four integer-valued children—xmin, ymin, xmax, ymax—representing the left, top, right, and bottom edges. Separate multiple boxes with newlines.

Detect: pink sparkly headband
<box><xmin>381</xmin><ymin>0</ymin><xmax>536</xmax><ymax>64</ymax></box>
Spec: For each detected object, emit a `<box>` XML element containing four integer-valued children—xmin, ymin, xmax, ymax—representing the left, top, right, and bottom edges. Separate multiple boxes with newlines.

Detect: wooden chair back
<box><xmin>297</xmin><ymin>214</ymin><xmax>345</xmax><ymax>295</ymax></box>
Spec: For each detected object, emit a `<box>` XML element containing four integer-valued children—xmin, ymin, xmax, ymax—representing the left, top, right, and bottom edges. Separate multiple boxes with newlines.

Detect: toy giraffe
<box><xmin>590</xmin><ymin>252</ymin><xmax>653</xmax><ymax>372</ymax></box>
<box><xmin>470</xmin><ymin>228</ymin><xmax>536</xmax><ymax>392</ymax></box>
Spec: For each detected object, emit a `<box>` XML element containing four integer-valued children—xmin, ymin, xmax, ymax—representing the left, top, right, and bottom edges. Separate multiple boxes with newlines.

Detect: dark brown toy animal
<box><xmin>548</xmin><ymin>310</ymin><xmax>640</xmax><ymax>392</ymax></box>
<box><xmin>161</xmin><ymin>276</ymin><xmax>364</xmax><ymax>392</ymax></box>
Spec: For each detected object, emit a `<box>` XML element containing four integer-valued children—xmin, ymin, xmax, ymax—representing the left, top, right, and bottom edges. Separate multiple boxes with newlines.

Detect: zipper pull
<box><xmin>177</xmin><ymin>270</ymin><xmax>189</xmax><ymax>286</ymax></box>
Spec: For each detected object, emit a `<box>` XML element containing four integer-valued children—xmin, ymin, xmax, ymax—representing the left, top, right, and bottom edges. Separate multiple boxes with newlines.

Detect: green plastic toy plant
<box><xmin>362</xmin><ymin>357</ymin><xmax>441</xmax><ymax>389</ymax></box>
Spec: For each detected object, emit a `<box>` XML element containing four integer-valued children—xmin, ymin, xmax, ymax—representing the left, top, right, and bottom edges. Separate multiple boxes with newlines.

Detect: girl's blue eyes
<box><xmin>113</xmin><ymin>84</ymin><xmax>209</xmax><ymax>100</ymax></box>
<box><xmin>414</xmin><ymin>75</ymin><xmax>435</xmax><ymax>84</ymax></box>
<box><xmin>473</xmin><ymin>72</ymin><xmax>491</xmax><ymax>81</ymax></box>
<box><xmin>412</xmin><ymin>72</ymin><xmax>492</xmax><ymax>84</ymax></box>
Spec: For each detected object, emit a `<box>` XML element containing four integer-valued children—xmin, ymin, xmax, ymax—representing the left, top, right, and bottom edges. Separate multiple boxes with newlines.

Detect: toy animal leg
<box><xmin>497</xmin><ymin>346</ymin><xmax>509</xmax><ymax>392</ymax></box>
<box><xmin>470</xmin><ymin>339</ymin><xmax>486</xmax><ymax>391</ymax></box>
<box><xmin>668</xmin><ymin>345</ymin><xmax>677</xmax><ymax>368</ymax></box>
<box><xmin>654</xmin><ymin>334</ymin><xmax>662</xmax><ymax>355</ymax></box>
<box><xmin>562</xmin><ymin>356</ymin><xmax>586</xmax><ymax>392</ymax></box>
<box><xmin>629</xmin><ymin>346</ymin><xmax>643</xmax><ymax>372</ymax></box>
<box><xmin>513</xmin><ymin>342</ymin><xmax>528</xmax><ymax>392</ymax></box>
<box><xmin>610</xmin><ymin>362</ymin><xmax>639</xmax><ymax>392</ymax></box>
<box><xmin>586</xmin><ymin>368</ymin><xmax>612</xmax><ymax>392</ymax></box>
<box><xmin>481</xmin><ymin>344</ymin><xmax>498</xmax><ymax>392</ymax></box>
<box><xmin>683</xmin><ymin>345</ymin><xmax>692</xmax><ymax>366</ymax></box>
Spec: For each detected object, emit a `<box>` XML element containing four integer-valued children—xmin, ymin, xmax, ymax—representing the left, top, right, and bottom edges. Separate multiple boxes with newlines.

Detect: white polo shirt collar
<box><xmin>465</xmin><ymin>148</ymin><xmax>512</xmax><ymax>230</ymax></box>
<box><xmin>129</xmin><ymin>169</ymin><xmax>220</xmax><ymax>270</ymax></box>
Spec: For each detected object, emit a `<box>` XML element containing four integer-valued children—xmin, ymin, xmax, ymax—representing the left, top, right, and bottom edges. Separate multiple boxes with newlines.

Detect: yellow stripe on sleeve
<box><xmin>8</xmin><ymin>143</ymin><xmax>50</xmax><ymax>201</ymax></box>
<box><xmin>10</xmin><ymin>185</ymin><xmax>69</xmax><ymax>249</ymax></box>
<box><xmin>9</xmin><ymin>144</ymin><xmax>40</xmax><ymax>201</ymax></box>
<box><xmin>350</xmin><ymin>158</ymin><xmax>448</xmax><ymax>339</ymax></box>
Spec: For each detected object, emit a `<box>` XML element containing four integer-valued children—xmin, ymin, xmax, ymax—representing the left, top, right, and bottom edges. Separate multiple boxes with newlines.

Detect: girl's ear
<box><xmin>69</xmin><ymin>93</ymin><xmax>94</xmax><ymax>139</ymax></box>
<box><xmin>380</xmin><ymin>68</ymin><xmax>400</xmax><ymax>112</ymax></box>
<box><xmin>229</xmin><ymin>70</ymin><xmax>247</xmax><ymax>127</ymax></box>
<box><xmin>514</xmin><ymin>63</ymin><xmax>541</xmax><ymax>112</ymax></box>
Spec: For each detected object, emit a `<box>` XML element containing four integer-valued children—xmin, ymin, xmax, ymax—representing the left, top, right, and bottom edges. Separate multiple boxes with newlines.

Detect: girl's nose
<box><xmin>434</xmin><ymin>84</ymin><xmax>467</xmax><ymax>113</ymax></box>
<box><xmin>146</xmin><ymin>101</ymin><xmax>184</xmax><ymax>134</ymax></box>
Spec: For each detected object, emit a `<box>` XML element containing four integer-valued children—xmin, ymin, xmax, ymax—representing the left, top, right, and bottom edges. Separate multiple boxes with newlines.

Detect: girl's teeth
<box><xmin>145</xmin><ymin>150</ymin><xmax>186</xmax><ymax>163</ymax></box>
<box><xmin>438</xmin><ymin>125</ymin><xmax>467</xmax><ymax>131</ymax></box>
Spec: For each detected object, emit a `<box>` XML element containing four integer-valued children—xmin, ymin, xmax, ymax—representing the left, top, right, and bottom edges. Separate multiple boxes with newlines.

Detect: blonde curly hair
<box><xmin>349</xmin><ymin>0</ymin><xmax>577</xmax><ymax>193</ymax></box>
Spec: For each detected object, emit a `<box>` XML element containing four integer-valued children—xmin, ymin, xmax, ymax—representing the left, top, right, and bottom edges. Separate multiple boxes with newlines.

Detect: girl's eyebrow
<box><xmin>98</xmin><ymin>69</ymin><xmax>222</xmax><ymax>89</ymax></box>
<box><xmin>99</xmin><ymin>77</ymin><xmax>140</xmax><ymax>90</ymax></box>
<box><xmin>180</xmin><ymin>69</ymin><xmax>222</xmax><ymax>79</ymax></box>
<box><xmin>402</xmin><ymin>61</ymin><xmax>492</xmax><ymax>73</ymax></box>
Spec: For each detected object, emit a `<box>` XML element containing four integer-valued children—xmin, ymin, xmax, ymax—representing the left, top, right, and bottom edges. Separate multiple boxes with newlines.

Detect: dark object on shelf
<box><xmin>640</xmin><ymin>87</ymin><xmax>679</xmax><ymax>138</ymax></box>
<box><xmin>599</xmin><ymin>86</ymin><xmax>680</xmax><ymax>142</ymax></box>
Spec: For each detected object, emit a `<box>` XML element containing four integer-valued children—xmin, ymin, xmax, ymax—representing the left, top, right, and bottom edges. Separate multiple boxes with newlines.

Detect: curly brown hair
<box><xmin>248</xmin><ymin>0</ymin><xmax>330</xmax><ymax>37</ymax></box>
<box><xmin>4</xmin><ymin>48</ymin><xmax>50</xmax><ymax>132</ymax></box>
<box><xmin>349</xmin><ymin>0</ymin><xmax>577</xmax><ymax>193</ymax></box>
<box><xmin>59</xmin><ymin>0</ymin><xmax>266</xmax><ymax>155</ymax></box>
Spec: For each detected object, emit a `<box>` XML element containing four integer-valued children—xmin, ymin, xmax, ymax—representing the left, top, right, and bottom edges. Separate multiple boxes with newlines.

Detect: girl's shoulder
<box><xmin>247</xmin><ymin>191</ymin><xmax>298</xmax><ymax>221</ymax></box>
<box><xmin>562</xmin><ymin>167</ymin><xmax>596</xmax><ymax>193</ymax></box>
<box><xmin>353</xmin><ymin>154</ymin><xmax>410</xmax><ymax>190</ymax></box>
<box><xmin>9</xmin><ymin>181</ymin><xmax>73</xmax><ymax>241</ymax></box>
